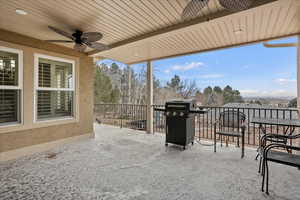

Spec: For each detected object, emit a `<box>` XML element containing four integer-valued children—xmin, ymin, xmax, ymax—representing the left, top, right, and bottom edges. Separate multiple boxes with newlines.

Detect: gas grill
<box><xmin>155</xmin><ymin>100</ymin><xmax>207</xmax><ymax>150</ymax></box>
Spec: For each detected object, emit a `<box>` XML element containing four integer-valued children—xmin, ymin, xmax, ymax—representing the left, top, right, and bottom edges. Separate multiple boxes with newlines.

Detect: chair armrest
<box><xmin>241</xmin><ymin>121</ymin><xmax>246</xmax><ymax>131</ymax></box>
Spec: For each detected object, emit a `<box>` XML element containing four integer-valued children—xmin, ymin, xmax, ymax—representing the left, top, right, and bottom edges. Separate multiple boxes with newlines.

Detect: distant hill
<box><xmin>243</xmin><ymin>96</ymin><xmax>295</xmax><ymax>107</ymax></box>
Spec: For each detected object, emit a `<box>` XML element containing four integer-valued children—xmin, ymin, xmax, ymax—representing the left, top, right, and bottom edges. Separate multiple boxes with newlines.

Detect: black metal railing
<box><xmin>153</xmin><ymin>106</ymin><xmax>299</xmax><ymax>146</ymax></box>
<box><xmin>94</xmin><ymin>104</ymin><xmax>147</xmax><ymax>130</ymax></box>
<box><xmin>95</xmin><ymin>104</ymin><xmax>299</xmax><ymax>147</ymax></box>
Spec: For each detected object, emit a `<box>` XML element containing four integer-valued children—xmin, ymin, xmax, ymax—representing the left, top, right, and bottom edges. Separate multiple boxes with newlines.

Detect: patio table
<box><xmin>251</xmin><ymin>118</ymin><xmax>300</xmax><ymax>137</ymax></box>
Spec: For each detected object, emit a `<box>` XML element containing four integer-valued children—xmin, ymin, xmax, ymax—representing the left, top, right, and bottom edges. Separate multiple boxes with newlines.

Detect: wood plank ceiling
<box><xmin>0</xmin><ymin>0</ymin><xmax>299</xmax><ymax>64</ymax></box>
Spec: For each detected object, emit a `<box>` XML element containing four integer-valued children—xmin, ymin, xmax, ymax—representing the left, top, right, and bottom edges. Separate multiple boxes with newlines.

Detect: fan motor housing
<box><xmin>72</xmin><ymin>30</ymin><xmax>83</xmax><ymax>44</ymax></box>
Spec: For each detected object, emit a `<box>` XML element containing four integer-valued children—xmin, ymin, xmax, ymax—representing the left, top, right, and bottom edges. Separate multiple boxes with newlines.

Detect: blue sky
<box><xmin>99</xmin><ymin>36</ymin><xmax>297</xmax><ymax>98</ymax></box>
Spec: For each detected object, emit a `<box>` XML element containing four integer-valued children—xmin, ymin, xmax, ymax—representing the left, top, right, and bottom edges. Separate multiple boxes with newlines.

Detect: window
<box><xmin>0</xmin><ymin>46</ymin><xmax>22</xmax><ymax>125</ymax></box>
<box><xmin>34</xmin><ymin>54</ymin><xmax>75</xmax><ymax>121</ymax></box>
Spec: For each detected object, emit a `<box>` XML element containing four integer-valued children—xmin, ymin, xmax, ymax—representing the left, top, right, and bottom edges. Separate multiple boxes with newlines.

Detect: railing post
<box><xmin>146</xmin><ymin>60</ymin><xmax>154</xmax><ymax>134</ymax></box>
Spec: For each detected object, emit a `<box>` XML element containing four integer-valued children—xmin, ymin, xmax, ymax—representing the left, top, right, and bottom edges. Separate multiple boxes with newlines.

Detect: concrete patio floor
<box><xmin>1</xmin><ymin>124</ymin><xmax>300</xmax><ymax>200</ymax></box>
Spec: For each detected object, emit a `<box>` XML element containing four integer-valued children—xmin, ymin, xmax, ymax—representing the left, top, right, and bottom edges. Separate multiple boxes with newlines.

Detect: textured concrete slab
<box><xmin>0</xmin><ymin>124</ymin><xmax>299</xmax><ymax>200</ymax></box>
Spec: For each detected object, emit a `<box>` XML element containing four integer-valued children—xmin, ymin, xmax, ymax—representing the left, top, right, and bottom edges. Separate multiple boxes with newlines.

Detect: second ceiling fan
<box><xmin>182</xmin><ymin>0</ymin><xmax>254</xmax><ymax>19</ymax></box>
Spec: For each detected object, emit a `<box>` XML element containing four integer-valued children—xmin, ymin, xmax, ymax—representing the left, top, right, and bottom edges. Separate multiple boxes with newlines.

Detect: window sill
<box><xmin>35</xmin><ymin>116</ymin><xmax>76</xmax><ymax>123</ymax></box>
<box><xmin>0</xmin><ymin>122</ymin><xmax>22</xmax><ymax>128</ymax></box>
<box><xmin>0</xmin><ymin>117</ymin><xmax>79</xmax><ymax>135</ymax></box>
<box><xmin>33</xmin><ymin>116</ymin><xmax>78</xmax><ymax>128</ymax></box>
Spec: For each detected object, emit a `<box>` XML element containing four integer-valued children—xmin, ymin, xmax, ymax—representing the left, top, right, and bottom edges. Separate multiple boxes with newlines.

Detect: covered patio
<box><xmin>1</xmin><ymin>0</ymin><xmax>300</xmax><ymax>199</ymax></box>
<box><xmin>1</xmin><ymin>124</ymin><xmax>300</xmax><ymax>200</ymax></box>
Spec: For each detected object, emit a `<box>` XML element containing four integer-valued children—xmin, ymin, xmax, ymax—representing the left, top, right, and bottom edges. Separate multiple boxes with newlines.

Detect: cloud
<box><xmin>199</xmin><ymin>74</ymin><xmax>224</xmax><ymax>79</ymax></box>
<box><xmin>164</xmin><ymin>69</ymin><xmax>171</xmax><ymax>73</ymax></box>
<box><xmin>275</xmin><ymin>78</ymin><xmax>296</xmax><ymax>85</ymax></box>
<box><xmin>240</xmin><ymin>89</ymin><xmax>296</xmax><ymax>97</ymax></box>
<box><xmin>170</xmin><ymin>62</ymin><xmax>204</xmax><ymax>71</ymax></box>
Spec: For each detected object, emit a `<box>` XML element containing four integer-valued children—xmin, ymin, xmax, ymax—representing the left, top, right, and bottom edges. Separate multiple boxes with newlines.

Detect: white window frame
<box><xmin>34</xmin><ymin>53</ymin><xmax>75</xmax><ymax>123</ymax></box>
<box><xmin>0</xmin><ymin>46</ymin><xmax>23</xmax><ymax>126</ymax></box>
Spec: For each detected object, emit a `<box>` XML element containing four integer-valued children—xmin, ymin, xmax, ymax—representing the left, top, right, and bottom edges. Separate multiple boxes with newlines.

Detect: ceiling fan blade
<box><xmin>73</xmin><ymin>43</ymin><xmax>87</xmax><ymax>52</ymax></box>
<box><xmin>82</xmin><ymin>32</ymin><xmax>103</xmax><ymax>42</ymax></box>
<box><xmin>85</xmin><ymin>42</ymin><xmax>110</xmax><ymax>51</ymax></box>
<box><xmin>45</xmin><ymin>40</ymin><xmax>74</xmax><ymax>43</ymax></box>
<box><xmin>263</xmin><ymin>42</ymin><xmax>298</xmax><ymax>48</ymax></box>
<box><xmin>218</xmin><ymin>0</ymin><xmax>254</xmax><ymax>11</ymax></box>
<box><xmin>182</xmin><ymin>0</ymin><xmax>209</xmax><ymax>20</ymax></box>
<box><xmin>48</xmin><ymin>26</ymin><xmax>74</xmax><ymax>40</ymax></box>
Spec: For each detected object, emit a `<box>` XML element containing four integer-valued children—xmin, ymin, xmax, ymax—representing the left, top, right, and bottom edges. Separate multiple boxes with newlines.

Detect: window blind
<box><xmin>36</xmin><ymin>57</ymin><xmax>74</xmax><ymax>120</ymax></box>
<box><xmin>0</xmin><ymin>49</ymin><xmax>21</xmax><ymax>125</ymax></box>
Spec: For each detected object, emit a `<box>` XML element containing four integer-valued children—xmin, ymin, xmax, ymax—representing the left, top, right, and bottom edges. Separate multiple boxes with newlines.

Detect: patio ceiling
<box><xmin>1</xmin><ymin>0</ymin><xmax>299</xmax><ymax>64</ymax></box>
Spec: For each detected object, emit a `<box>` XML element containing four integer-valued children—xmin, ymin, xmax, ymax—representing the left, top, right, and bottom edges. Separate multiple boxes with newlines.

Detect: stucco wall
<box><xmin>0</xmin><ymin>39</ymin><xmax>94</xmax><ymax>153</ymax></box>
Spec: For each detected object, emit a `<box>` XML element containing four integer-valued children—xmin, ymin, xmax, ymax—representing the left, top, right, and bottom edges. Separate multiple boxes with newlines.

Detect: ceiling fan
<box><xmin>182</xmin><ymin>0</ymin><xmax>254</xmax><ymax>20</ymax></box>
<box><xmin>45</xmin><ymin>26</ymin><xmax>110</xmax><ymax>52</ymax></box>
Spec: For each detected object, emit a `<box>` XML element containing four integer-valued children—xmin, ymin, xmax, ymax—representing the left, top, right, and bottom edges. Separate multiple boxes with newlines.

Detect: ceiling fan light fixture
<box><xmin>15</xmin><ymin>9</ymin><xmax>27</xmax><ymax>15</ymax></box>
<box><xmin>218</xmin><ymin>0</ymin><xmax>254</xmax><ymax>12</ymax></box>
<box><xmin>182</xmin><ymin>0</ymin><xmax>209</xmax><ymax>20</ymax></box>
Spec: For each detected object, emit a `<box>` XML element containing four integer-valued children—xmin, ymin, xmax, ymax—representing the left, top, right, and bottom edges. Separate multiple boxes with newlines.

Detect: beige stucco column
<box><xmin>146</xmin><ymin>60</ymin><xmax>154</xmax><ymax>134</ymax></box>
<box><xmin>297</xmin><ymin>35</ymin><xmax>300</xmax><ymax>148</ymax></box>
<box><xmin>128</xmin><ymin>65</ymin><xmax>132</xmax><ymax>104</ymax></box>
<box><xmin>297</xmin><ymin>36</ymin><xmax>300</xmax><ymax>110</ymax></box>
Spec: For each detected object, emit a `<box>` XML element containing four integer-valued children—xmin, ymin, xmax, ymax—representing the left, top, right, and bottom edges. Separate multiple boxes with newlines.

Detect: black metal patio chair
<box><xmin>257</xmin><ymin>133</ymin><xmax>300</xmax><ymax>174</ymax></box>
<box><xmin>261</xmin><ymin>143</ymin><xmax>300</xmax><ymax>195</ymax></box>
<box><xmin>214</xmin><ymin>110</ymin><xmax>246</xmax><ymax>158</ymax></box>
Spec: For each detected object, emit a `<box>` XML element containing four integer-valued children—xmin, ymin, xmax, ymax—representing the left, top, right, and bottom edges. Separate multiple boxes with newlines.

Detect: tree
<box><xmin>167</xmin><ymin>75</ymin><xmax>181</xmax><ymax>91</ymax></box>
<box><xmin>223</xmin><ymin>85</ymin><xmax>243</xmax><ymax>104</ymax></box>
<box><xmin>202</xmin><ymin>86</ymin><xmax>223</xmax><ymax>106</ymax></box>
<box><xmin>110</xmin><ymin>87</ymin><xmax>121</xmax><ymax>103</ymax></box>
<box><xmin>94</xmin><ymin>65</ymin><xmax>117</xmax><ymax>103</ymax></box>
<box><xmin>288</xmin><ymin>98</ymin><xmax>297</xmax><ymax>108</ymax></box>
<box><xmin>178</xmin><ymin>80</ymin><xmax>198</xmax><ymax>99</ymax></box>
<box><xmin>110</xmin><ymin>62</ymin><xmax>119</xmax><ymax>73</ymax></box>
<box><xmin>213</xmin><ymin>86</ymin><xmax>222</xmax><ymax>94</ymax></box>
<box><xmin>203</xmin><ymin>86</ymin><xmax>213</xmax><ymax>95</ymax></box>
<box><xmin>94</xmin><ymin>62</ymin><xmax>244</xmax><ymax>106</ymax></box>
<box><xmin>254</xmin><ymin>100</ymin><xmax>262</xmax><ymax>105</ymax></box>
<box><xmin>165</xmin><ymin>75</ymin><xmax>198</xmax><ymax>99</ymax></box>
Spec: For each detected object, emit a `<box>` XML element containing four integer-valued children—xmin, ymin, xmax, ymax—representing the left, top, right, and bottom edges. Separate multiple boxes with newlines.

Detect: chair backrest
<box><xmin>219</xmin><ymin>110</ymin><xmax>246</xmax><ymax>129</ymax></box>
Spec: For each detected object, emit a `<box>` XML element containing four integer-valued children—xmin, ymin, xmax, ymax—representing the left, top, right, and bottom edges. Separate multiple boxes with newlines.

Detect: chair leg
<box><xmin>237</xmin><ymin>136</ymin><xmax>240</xmax><ymax>147</ymax></box>
<box><xmin>226</xmin><ymin>136</ymin><xmax>228</xmax><ymax>147</ymax></box>
<box><xmin>241</xmin><ymin>135</ymin><xmax>245</xmax><ymax>158</ymax></box>
<box><xmin>255</xmin><ymin>152</ymin><xmax>259</xmax><ymax>160</ymax></box>
<box><xmin>261</xmin><ymin>158</ymin><xmax>266</xmax><ymax>192</ymax></box>
<box><xmin>258</xmin><ymin>156</ymin><xmax>262</xmax><ymax>173</ymax></box>
<box><xmin>220</xmin><ymin>135</ymin><xmax>223</xmax><ymax>147</ymax></box>
<box><xmin>266</xmin><ymin>160</ymin><xmax>270</xmax><ymax>195</ymax></box>
<box><xmin>214</xmin><ymin>133</ymin><xmax>217</xmax><ymax>153</ymax></box>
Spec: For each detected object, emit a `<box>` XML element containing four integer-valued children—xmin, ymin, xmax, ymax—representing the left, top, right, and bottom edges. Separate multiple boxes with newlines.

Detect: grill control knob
<box><xmin>173</xmin><ymin>112</ymin><xmax>177</xmax><ymax>116</ymax></box>
<box><xmin>166</xmin><ymin>111</ymin><xmax>170</xmax><ymax>116</ymax></box>
<box><xmin>180</xmin><ymin>112</ymin><xmax>184</xmax><ymax>116</ymax></box>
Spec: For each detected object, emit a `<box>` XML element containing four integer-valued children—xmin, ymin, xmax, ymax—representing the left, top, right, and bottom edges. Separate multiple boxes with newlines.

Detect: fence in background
<box><xmin>94</xmin><ymin>104</ymin><xmax>147</xmax><ymax>130</ymax></box>
<box><xmin>95</xmin><ymin>104</ymin><xmax>299</xmax><ymax>146</ymax></box>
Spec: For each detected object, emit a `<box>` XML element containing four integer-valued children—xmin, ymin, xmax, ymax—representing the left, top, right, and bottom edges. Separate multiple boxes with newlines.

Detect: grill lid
<box><xmin>165</xmin><ymin>99</ymin><xmax>196</xmax><ymax>111</ymax></box>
